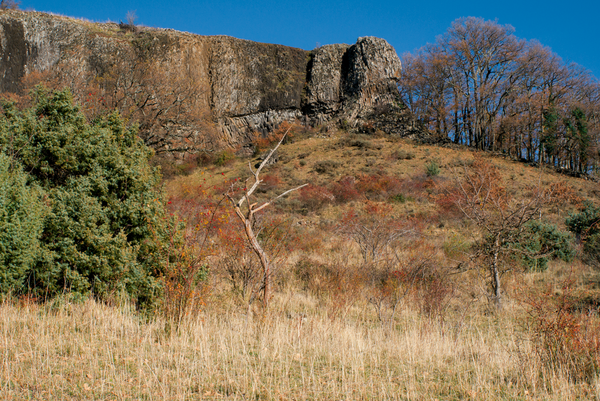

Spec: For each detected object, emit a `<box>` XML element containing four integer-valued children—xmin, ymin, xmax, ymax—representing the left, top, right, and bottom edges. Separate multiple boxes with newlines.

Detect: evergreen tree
<box><xmin>542</xmin><ymin>105</ymin><xmax>558</xmax><ymax>165</ymax></box>
<box><xmin>0</xmin><ymin>88</ymin><xmax>168</xmax><ymax>307</ymax></box>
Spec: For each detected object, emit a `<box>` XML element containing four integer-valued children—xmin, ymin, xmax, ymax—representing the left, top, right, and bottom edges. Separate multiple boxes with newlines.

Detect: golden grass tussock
<box><xmin>1</xmin><ymin>293</ymin><xmax>599</xmax><ymax>400</ymax></box>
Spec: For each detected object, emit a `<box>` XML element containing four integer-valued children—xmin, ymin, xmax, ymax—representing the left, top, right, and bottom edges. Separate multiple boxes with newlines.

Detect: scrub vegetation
<box><xmin>1</xmin><ymin>14</ymin><xmax>600</xmax><ymax>401</ymax></box>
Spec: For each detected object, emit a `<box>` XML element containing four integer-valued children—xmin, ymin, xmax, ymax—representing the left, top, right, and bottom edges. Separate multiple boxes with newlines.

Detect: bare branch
<box><xmin>252</xmin><ymin>184</ymin><xmax>308</xmax><ymax>214</ymax></box>
<box><xmin>224</xmin><ymin>124</ymin><xmax>304</xmax><ymax>308</ymax></box>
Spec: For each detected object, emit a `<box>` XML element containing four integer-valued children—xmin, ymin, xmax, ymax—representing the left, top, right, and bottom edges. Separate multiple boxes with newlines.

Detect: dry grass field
<box><xmin>2</xmin><ymin>284</ymin><xmax>599</xmax><ymax>400</ymax></box>
<box><xmin>3</xmin><ymin>132</ymin><xmax>600</xmax><ymax>400</ymax></box>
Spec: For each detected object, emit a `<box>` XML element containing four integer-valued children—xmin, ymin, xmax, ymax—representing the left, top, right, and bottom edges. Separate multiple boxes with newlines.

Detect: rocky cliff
<box><xmin>0</xmin><ymin>10</ymin><xmax>418</xmax><ymax>154</ymax></box>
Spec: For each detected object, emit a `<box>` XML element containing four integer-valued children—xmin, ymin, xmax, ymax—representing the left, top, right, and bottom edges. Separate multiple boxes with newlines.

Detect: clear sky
<box><xmin>22</xmin><ymin>0</ymin><xmax>600</xmax><ymax>79</ymax></box>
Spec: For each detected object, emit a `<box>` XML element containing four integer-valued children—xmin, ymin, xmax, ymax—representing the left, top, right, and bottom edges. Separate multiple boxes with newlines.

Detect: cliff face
<box><xmin>0</xmin><ymin>10</ymin><xmax>416</xmax><ymax>153</ymax></box>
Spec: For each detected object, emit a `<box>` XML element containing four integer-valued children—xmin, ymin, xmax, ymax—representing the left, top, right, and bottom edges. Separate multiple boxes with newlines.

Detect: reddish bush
<box><xmin>298</xmin><ymin>184</ymin><xmax>335</xmax><ymax>209</ymax></box>
<box><xmin>330</xmin><ymin>175</ymin><xmax>361</xmax><ymax>203</ymax></box>
<box><xmin>523</xmin><ymin>278</ymin><xmax>600</xmax><ymax>382</ymax></box>
<box><xmin>252</xmin><ymin>121</ymin><xmax>300</xmax><ymax>152</ymax></box>
<box><xmin>337</xmin><ymin>201</ymin><xmax>417</xmax><ymax>264</ymax></box>
<box><xmin>258</xmin><ymin>173</ymin><xmax>282</xmax><ymax>193</ymax></box>
<box><xmin>355</xmin><ymin>174</ymin><xmax>403</xmax><ymax>200</ymax></box>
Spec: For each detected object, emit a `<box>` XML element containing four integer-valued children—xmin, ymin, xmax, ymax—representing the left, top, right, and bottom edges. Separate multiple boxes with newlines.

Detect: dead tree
<box><xmin>226</xmin><ymin>129</ymin><xmax>306</xmax><ymax>308</ymax></box>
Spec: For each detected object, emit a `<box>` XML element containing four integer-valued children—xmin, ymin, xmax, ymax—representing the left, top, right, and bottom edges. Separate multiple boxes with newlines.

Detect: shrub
<box><xmin>583</xmin><ymin>234</ymin><xmax>600</xmax><ymax>266</ymax></box>
<box><xmin>390</xmin><ymin>149</ymin><xmax>415</xmax><ymax>160</ymax></box>
<box><xmin>252</xmin><ymin>121</ymin><xmax>299</xmax><ymax>153</ymax></box>
<box><xmin>566</xmin><ymin>202</ymin><xmax>600</xmax><ymax>236</ymax></box>
<box><xmin>389</xmin><ymin>193</ymin><xmax>413</xmax><ymax>204</ymax></box>
<box><xmin>214</xmin><ymin>150</ymin><xmax>235</xmax><ymax>166</ymax></box>
<box><xmin>337</xmin><ymin>201</ymin><xmax>416</xmax><ymax>264</ymax></box>
<box><xmin>256</xmin><ymin>173</ymin><xmax>281</xmax><ymax>193</ymax></box>
<box><xmin>515</xmin><ymin>221</ymin><xmax>575</xmax><ymax>271</ymax></box>
<box><xmin>298</xmin><ymin>184</ymin><xmax>335</xmax><ymax>210</ymax></box>
<box><xmin>0</xmin><ymin>88</ymin><xmax>168</xmax><ymax>307</ymax></box>
<box><xmin>524</xmin><ymin>279</ymin><xmax>600</xmax><ymax>383</ymax></box>
<box><xmin>329</xmin><ymin>176</ymin><xmax>360</xmax><ymax>203</ymax></box>
<box><xmin>313</xmin><ymin>160</ymin><xmax>340</xmax><ymax>174</ymax></box>
<box><xmin>566</xmin><ymin>202</ymin><xmax>600</xmax><ymax>266</ymax></box>
<box><xmin>0</xmin><ymin>155</ymin><xmax>48</xmax><ymax>294</ymax></box>
<box><xmin>442</xmin><ymin>233</ymin><xmax>471</xmax><ymax>260</ymax></box>
<box><xmin>294</xmin><ymin>253</ymin><xmax>366</xmax><ymax>319</ymax></box>
<box><xmin>425</xmin><ymin>160</ymin><xmax>440</xmax><ymax>177</ymax></box>
<box><xmin>355</xmin><ymin>174</ymin><xmax>403</xmax><ymax>200</ymax></box>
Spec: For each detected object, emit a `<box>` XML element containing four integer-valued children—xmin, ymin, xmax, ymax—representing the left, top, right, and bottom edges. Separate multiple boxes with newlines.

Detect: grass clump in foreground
<box><xmin>1</xmin><ymin>285</ymin><xmax>600</xmax><ymax>400</ymax></box>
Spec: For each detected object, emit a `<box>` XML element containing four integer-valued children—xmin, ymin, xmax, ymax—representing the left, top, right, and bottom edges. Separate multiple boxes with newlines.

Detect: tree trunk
<box><xmin>491</xmin><ymin>237</ymin><xmax>502</xmax><ymax>309</ymax></box>
<box><xmin>243</xmin><ymin>217</ymin><xmax>271</xmax><ymax>307</ymax></box>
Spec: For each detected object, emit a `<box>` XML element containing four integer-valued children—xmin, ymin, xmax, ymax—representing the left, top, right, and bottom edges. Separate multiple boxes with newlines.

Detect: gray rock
<box><xmin>0</xmin><ymin>11</ymin><xmax>419</xmax><ymax>156</ymax></box>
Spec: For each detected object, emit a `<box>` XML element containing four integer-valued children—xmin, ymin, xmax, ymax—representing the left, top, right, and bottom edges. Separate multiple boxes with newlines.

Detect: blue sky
<box><xmin>23</xmin><ymin>0</ymin><xmax>600</xmax><ymax>79</ymax></box>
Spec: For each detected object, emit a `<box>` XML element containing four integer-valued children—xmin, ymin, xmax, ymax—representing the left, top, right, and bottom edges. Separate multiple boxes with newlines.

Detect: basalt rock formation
<box><xmin>0</xmin><ymin>10</ymin><xmax>420</xmax><ymax>155</ymax></box>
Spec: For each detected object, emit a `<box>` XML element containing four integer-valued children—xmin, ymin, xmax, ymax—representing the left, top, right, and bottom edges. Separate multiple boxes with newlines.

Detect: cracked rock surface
<box><xmin>1</xmin><ymin>10</ymin><xmax>417</xmax><ymax>154</ymax></box>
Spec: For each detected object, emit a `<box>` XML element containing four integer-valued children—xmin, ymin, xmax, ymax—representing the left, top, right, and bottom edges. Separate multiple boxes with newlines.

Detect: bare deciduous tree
<box><xmin>447</xmin><ymin>157</ymin><xmax>558</xmax><ymax>308</ymax></box>
<box><xmin>400</xmin><ymin>17</ymin><xmax>600</xmax><ymax>176</ymax></box>
<box><xmin>226</xmin><ymin>129</ymin><xmax>306</xmax><ymax>308</ymax></box>
<box><xmin>337</xmin><ymin>201</ymin><xmax>415</xmax><ymax>265</ymax></box>
<box><xmin>0</xmin><ymin>0</ymin><xmax>20</xmax><ymax>10</ymax></box>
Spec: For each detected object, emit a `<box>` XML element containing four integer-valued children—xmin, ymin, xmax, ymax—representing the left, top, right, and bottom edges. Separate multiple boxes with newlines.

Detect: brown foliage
<box><xmin>400</xmin><ymin>17</ymin><xmax>600</xmax><ymax>176</ymax></box>
<box><xmin>294</xmin><ymin>247</ymin><xmax>366</xmax><ymax>320</ymax></box>
<box><xmin>355</xmin><ymin>173</ymin><xmax>403</xmax><ymax>200</ymax></box>
<box><xmin>298</xmin><ymin>184</ymin><xmax>335</xmax><ymax>209</ymax></box>
<box><xmin>369</xmin><ymin>241</ymin><xmax>453</xmax><ymax>326</ymax></box>
<box><xmin>252</xmin><ymin>121</ymin><xmax>300</xmax><ymax>153</ymax></box>
<box><xmin>0</xmin><ymin>0</ymin><xmax>20</xmax><ymax>10</ymax></box>
<box><xmin>337</xmin><ymin>201</ymin><xmax>417</xmax><ymax>264</ymax></box>
<box><xmin>443</xmin><ymin>156</ymin><xmax>558</xmax><ymax>307</ymax></box>
<box><xmin>523</xmin><ymin>277</ymin><xmax>600</xmax><ymax>382</ymax></box>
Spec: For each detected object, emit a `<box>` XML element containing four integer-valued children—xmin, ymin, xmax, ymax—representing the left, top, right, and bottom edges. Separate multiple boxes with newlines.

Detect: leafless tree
<box><xmin>0</xmin><ymin>0</ymin><xmax>20</xmax><ymax>10</ymax></box>
<box><xmin>226</xmin><ymin>128</ymin><xmax>306</xmax><ymax>308</ymax></box>
<box><xmin>448</xmin><ymin>157</ymin><xmax>557</xmax><ymax>308</ymax></box>
<box><xmin>337</xmin><ymin>201</ymin><xmax>415</xmax><ymax>265</ymax></box>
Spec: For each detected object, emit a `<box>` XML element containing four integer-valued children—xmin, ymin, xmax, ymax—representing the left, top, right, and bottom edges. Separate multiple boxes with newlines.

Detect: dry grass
<box><xmin>4</xmin><ymin>132</ymin><xmax>599</xmax><ymax>400</ymax></box>
<box><xmin>1</xmin><ymin>292</ymin><xmax>599</xmax><ymax>400</ymax></box>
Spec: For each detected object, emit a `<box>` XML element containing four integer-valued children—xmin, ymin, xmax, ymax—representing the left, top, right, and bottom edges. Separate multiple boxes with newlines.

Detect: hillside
<box><xmin>3</xmin><ymin>127</ymin><xmax>600</xmax><ymax>399</ymax></box>
<box><xmin>2</xmin><ymin>9</ymin><xmax>600</xmax><ymax>400</ymax></box>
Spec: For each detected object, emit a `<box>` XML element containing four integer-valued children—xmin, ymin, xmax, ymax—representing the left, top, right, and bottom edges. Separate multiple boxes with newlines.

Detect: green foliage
<box><xmin>0</xmin><ymin>155</ymin><xmax>48</xmax><ymax>294</ymax></box>
<box><xmin>542</xmin><ymin>105</ymin><xmax>558</xmax><ymax>159</ymax></box>
<box><xmin>516</xmin><ymin>221</ymin><xmax>575</xmax><ymax>271</ymax></box>
<box><xmin>214</xmin><ymin>150</ymin><xmax>235</xmax><ymax>166</ymax></box>
<box><xmin>567</xmin><ymin>202</ymin><xmax>600</xmax><ymax>266</ymax></box>
<box><xmin>442</xmin><ymin>233</ymin><xmax>471</xmax><ymax>260</ymax></box>
<box><xmin>566</xmin><ymin>202</ymin><xmax>600</xmax><ymax>236</ymax></box>
<box><xmin>389</xmin><ymin>194</ymin><xmax>409</xmax><ymax>203</ymax></box>
<box><xmin>564</xmin><ymin>107</ymin><xmax>590</xmax><ymax>172</ymax></box>
<box><xmin>425</xmin><ymin>160</ymin><xmax>440</xmax><ymax>177</ymax></box>
<box><xmin>0</xmin><ymin>88</ymin><xmax>168</xmax><ymax>307</ymax></box>
<box><xmin>583</xmin><ymin>234</ymin><xmax>600</xmax><ymax>266</ymax></box>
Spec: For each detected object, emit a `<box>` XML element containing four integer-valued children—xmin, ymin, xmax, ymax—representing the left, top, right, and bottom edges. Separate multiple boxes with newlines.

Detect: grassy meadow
<box><xmin>3</xmin><ymin>130</ymin><xmax>600</xmax><ymax>400</ymax></box>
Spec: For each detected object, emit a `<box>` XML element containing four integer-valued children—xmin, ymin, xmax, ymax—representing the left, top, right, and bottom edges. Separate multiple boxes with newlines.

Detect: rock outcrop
<box><xmin>0</xmin><ymin>10</ymin><xmax>419</xmax><ymax>154</ymax></box>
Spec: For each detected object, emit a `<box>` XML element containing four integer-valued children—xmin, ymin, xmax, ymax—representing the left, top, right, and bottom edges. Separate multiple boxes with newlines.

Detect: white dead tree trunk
<box><xmin>226</xmin><ymin>129</ymin><xmax>306</xmax><ymax>308</ymax></box>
